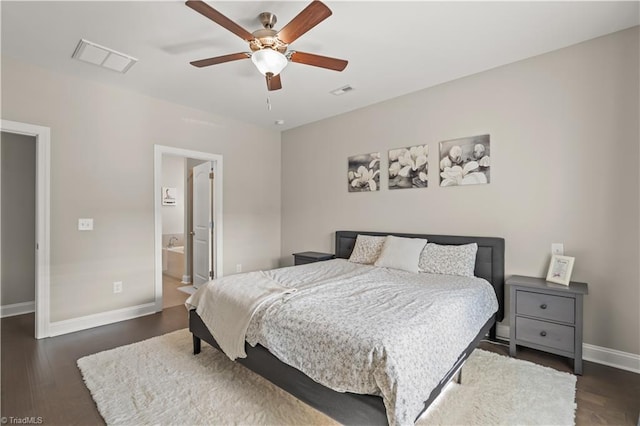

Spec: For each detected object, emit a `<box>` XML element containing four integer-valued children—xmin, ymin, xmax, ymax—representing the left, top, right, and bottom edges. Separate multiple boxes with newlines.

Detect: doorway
<box><xmin>153</xmin><ymin>146</ymin><xmax>222</xmax><ymax>312</ymax></box>
<box><xmin>1</xmin><ymin>132</ymin><xmax>36</xmax><ymax>319</ymax></box>
<box><xmin>160</xmin><ymin>154</ymin><xmax>189</xmax><ymax>308</ymax></box>
<box><xmin>0</xmin><ymin>120</ymin><xmax>51</xmax><ymax>339</ymax></box>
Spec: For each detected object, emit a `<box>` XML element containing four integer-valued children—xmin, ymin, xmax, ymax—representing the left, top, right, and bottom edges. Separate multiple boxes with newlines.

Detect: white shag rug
<box><xmin>77</xmin><ymin>329</ymin><xmax>576</xmax><ymax>426</ymax></box>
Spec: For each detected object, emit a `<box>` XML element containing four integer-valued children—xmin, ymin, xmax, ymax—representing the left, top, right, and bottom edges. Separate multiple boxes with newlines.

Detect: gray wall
<box><xmin>281</xmin><ymin>27</ymin><xmax>639</xmax><ymax>355</ymax></box>
<box><xmin>1</xmin><ymin>131</ymin><xmax>36</xmax><ymax>306</ymax></box>
<box><xmin>1</xmin><ymin>56</ymin><xmax>282</xmax><ymax>322</ymax></box>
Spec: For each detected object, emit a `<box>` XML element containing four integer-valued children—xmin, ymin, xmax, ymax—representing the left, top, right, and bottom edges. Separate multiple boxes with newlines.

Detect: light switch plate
<box><xmin>78</xmin><ymin>218</ymin><xmax>94</xmax><ymax>231</ymax></box>
<box><xmin>551</xmin><ymin>243</ymin><xmax>564</xmax><ymax>256</ymax></box>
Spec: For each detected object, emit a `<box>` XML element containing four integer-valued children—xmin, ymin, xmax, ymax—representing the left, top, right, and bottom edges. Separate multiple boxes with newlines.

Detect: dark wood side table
<box><xmin>293</xmin><ymin>251</ymin><xmax>335</xmax><ymax>266</ymax></box>
<box><xmin>507</xmin><ymin>275</ymin><xmax>588</xmax><ymax>375</ymax></box>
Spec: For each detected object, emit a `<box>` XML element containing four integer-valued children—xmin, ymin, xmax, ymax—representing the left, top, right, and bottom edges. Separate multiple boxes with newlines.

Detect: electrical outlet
<box><xmin>78</xmin><ymin>218</ymin><xmax>93</xmax><ymax>231</ymax></box>
<box><xmin>551</xmin><ymin>243</ymin><xmax>564</xmax><ymax>256</ymax></box>
<box><xmin>113</xmin><ymin>281</ymin><xmax>123</xmax><ymax>294</ymax></box>
<box><xmin>236</xmin><ymin>264</ymin><xmax>242</xmax><ymax>273</ymax></box>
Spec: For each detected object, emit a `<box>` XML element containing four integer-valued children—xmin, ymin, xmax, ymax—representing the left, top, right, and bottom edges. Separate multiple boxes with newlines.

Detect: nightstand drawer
<box><xmin>516</xmin><ymin>290</ymin><xmax>575</xmax><ymax>323</ymax></box>
<box><xmin>515</xmin><ymin>317</ymin><xmax>574</xmax><ymax>353</ymax></box>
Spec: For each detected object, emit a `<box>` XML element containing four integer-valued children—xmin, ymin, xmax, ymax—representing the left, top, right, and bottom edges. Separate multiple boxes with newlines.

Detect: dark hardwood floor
<box><xmin>1</xmin><ymin>307</ymin><xmax>188</xmax><ymax>425</ymax></box>
<box><xmin>1</xmin><ymin>308</ymin><xmax>638</xmax><ymax>425</ymax></box>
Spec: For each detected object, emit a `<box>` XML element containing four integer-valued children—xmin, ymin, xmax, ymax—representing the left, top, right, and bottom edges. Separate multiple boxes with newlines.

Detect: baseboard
<box><xmin>496</xmin><ymin>323</ymin><xmax>510</xmax><ymax>340</ymax></box>
<box><xmin>48</xmin><ymin>302</ymin><xmax>156</xmax><ymax>337</ymax></box>
<box><xmin>0</xmin><ymin>301</ymin><xmax>35</xmax><ymax>318</ymax></box>
<box><xmin>582</xmin><ymin>344</ymin><xmax>640</xmax><ymax>374</ymax></box>
<box><xmin>181</xmin><ymin>275</ymin><xmax>191</xmax><ymax>284</ymax></box>
<box><xmin>496</xmin><ymin>324</ymin><xmax>639</xmax><ymax>374</ymax></box>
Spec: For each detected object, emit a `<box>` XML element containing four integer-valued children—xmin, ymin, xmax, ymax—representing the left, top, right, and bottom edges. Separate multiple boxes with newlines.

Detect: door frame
<box><xmin>1</xmin><ymin>119</ymin><xmax>51</xmax><ymax>339</ymax></box>
<box><xmin>153</xmin><ymin>145</ymin><xmax>223</xmax><ymax>311</ymax></box>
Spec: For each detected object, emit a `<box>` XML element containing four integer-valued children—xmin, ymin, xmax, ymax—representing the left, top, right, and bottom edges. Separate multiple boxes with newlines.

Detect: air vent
<box><xmin>72</xmin><ymin>39</ymin><xmax>137</xmax><ymax>73</ymax></box>
<box><xmin>330</xmin><ymin>85</ymin><xmax>354</xmax><ymax>96</ymax></box>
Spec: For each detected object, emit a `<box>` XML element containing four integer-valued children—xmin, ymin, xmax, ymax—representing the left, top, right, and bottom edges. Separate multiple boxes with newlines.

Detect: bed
<box><xmin>189</xmin><ymin>230</ymin><xmax>505</xmax><ymax>425</ymax></box>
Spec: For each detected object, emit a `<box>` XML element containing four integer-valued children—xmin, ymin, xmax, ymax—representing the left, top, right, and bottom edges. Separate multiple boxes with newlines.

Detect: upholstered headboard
<box><xmin>335</xmin><ymin>230</ymin><xmax>505</xmax><ymax>322</ymax></box>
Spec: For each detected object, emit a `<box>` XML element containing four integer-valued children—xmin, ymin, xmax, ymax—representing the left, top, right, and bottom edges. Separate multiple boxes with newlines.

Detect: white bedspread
<box><xmin>185</xmin><ymin>271</ymin><xmax>296</xmax><ymax>360</ymax></box>
<box><xmin>189</xmin><ymin>259</ymin><xmax>498</xmax><ymax>426</ymax></box>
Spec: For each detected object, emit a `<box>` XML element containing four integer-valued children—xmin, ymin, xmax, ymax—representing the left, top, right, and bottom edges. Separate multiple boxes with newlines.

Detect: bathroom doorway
<box><xmin>153</xmin><ymin>146</ymin><xmax>222</xmax><ymax>312</ymax></box>
<box><xmin>160</xmin><ymin>154</ymin><xmax>189</xmax><ymax>308</ymax></box>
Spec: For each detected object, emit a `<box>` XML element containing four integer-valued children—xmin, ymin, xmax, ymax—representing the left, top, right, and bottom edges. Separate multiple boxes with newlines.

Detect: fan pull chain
<box><xmin>266</xmin><ymin>96</ymin><xmax>272</xmax><ymax>111</ymax></box>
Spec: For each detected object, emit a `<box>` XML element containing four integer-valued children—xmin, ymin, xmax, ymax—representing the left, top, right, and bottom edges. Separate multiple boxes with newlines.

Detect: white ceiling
<box><xmin>2</xmin><ymin>1</ymin><xmax>638</xmax><ymax>130</ymax></box>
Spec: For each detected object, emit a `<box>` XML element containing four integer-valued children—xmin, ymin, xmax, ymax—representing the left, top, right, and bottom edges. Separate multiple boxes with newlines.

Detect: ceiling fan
<box><xmin>185</xmin><ymin>0</ymin><xmax>348</xmax><ymax>91</ymax></box>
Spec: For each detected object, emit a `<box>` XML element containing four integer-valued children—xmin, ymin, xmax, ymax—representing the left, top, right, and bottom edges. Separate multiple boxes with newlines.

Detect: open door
<box><xmin>192</xmin><ymin>161</ymin><xmax>214</xmax><ymax>288</ymax></box>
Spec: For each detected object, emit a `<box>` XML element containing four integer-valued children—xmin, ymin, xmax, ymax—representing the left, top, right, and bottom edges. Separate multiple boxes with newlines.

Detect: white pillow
<box><xmin>419</xmin><ymin>243</ymin><xmax>478</xmax><ymax>277</ymax></box>
<box><xmin>348</xmin><ymin>235</ymin><xmax>386</xmax><ymax>264</ymax></box>
<box><xmin>374</xmin><ymin>235</ymin><xmax>428</xmax><ymax>273</ymax></box>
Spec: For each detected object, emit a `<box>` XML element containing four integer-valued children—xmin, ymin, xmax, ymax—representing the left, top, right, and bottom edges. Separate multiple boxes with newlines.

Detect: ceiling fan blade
<box><xmin>290</xmin><ymin>51</ymin><xmax>348</xmax><ymax>71</ymax></box>
<box><xmin>185</xmin><ymin>1</ymin><xmax>255</xmax><ymax>42</ymax></box>
<box><xmin>190</xmin><ymin>52</ymin><xmax>249</xmax><ymax>68</ymax></box>
<box><xmin>277</xmin><ymin>1</ymin><xmax>332</xmax><ymax>44</ymax></box>
<box><xmin>266</xmin><ymin>73</ymin><xmax>282</xmax><ymax>91</ymax></box>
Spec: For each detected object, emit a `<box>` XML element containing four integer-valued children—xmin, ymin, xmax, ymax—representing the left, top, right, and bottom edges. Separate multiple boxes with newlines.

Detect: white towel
<box><xmin>186</xmin><ymin>271</ymin><xmax>296</xmax><ymax>360</ymax></box>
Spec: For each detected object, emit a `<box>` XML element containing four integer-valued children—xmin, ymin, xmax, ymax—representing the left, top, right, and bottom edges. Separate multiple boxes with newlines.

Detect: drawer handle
<box><xmin>540</xmin><ymin>331</ymin><xmax>547</xmax><ymax>337</ymax></box>
<box><xmin>540</xmin><ymin>304</ymin><xmax>547</xmax><ymax>309</ymax></box>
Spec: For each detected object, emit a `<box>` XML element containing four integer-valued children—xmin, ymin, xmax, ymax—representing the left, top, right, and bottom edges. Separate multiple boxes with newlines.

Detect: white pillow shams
<box><xmin>419</xmin><ymin>243</ymin><xmax>478</xmax><ymax>277</ymax></box>
<box><xmin>374</xmin><ymin>235</ymin><xmax>428</xmax><ymax>273</ymax></box>
<box><xmin>348</xmin><ymin>235</ymin><xmax>386</xmax><ymax>264</ymax></box>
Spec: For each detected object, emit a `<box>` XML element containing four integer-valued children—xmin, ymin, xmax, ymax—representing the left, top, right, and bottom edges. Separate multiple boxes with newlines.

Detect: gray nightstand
<box><xmin>507</xmin><ymin>275</ymin><xmax>588</xmax><ymax>375</ymax></box>
<box><xmin>293</xmin><ymin>251</ymin><xmax>335</xmax><ymax>266</ymax></box>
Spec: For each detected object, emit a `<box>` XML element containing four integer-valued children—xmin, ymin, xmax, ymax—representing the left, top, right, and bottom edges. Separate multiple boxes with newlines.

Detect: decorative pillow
<box><xmin>374</xmin><ymin>235</ymin><xmax>428</xmax><ymax>273</ymax></box>
<box><xmin>348</xmin><ymin>235</ymin><xmax>386</xmax><ymax>264</ymax></box>
<box><xmin>419</xmin><ymin>243</ymin><xmax>478</xmax><ymax>277</ymax></box>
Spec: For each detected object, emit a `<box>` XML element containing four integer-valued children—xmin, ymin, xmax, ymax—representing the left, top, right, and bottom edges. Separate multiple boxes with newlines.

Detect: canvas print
<box><xmin>348</xmin><ymin>152</ymin><xmax>380</xmax><ymax>192</ymax></box>
<box><xmin>388</xmin><ymin>144</ymin><xmax>428</xmax><ymax>189</ymax></box>
<box><xmin>439</xmin><ymin>134</ymin><xmax>490</xmax><ymax>187</ymax></box>
<box><xmin>162</xmin><ymin>187</ymin><xmax>177</xmax><ymax>205</ymax></box>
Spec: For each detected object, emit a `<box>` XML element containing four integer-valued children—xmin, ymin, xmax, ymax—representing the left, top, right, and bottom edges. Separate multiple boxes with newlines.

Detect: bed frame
<box><xmin>190</xmin><ymin>230</ymin><xmax>505</xmax><ymax>425</ymax></box>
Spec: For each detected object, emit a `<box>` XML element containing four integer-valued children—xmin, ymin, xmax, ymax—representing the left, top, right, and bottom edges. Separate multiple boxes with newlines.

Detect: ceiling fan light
<box><xmin>251</xmin><ymin>49</ymin><xmax>288</xmax><ymax>76</ymax></box>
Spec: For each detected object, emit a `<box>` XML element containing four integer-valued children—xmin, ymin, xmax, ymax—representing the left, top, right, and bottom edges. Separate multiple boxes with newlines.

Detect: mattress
<box><xmin>190</xmin><ymin>259</ymin><xmax>498</xmax><ymax>426</ymax></box>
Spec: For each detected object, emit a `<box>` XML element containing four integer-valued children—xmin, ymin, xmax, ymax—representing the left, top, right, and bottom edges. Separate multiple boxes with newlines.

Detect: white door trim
<box><xmin>153</xmin><ymin>145</ymin><xmax>223</xmax><ymax>312</ymax></box>
<box><xmin>1</xmin><ymin>119</ymin><xmax>51</xmax><ymax>339</ymax></box>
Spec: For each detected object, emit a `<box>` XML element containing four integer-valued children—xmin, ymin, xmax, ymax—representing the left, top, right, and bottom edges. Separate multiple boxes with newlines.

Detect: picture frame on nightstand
<box><xmin>546</xmin><ymin>255</ymin><xmax>575</xmax><ymax>285</ymax></box>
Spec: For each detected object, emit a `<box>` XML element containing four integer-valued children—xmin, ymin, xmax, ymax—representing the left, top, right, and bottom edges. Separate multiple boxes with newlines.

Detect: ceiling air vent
<box><xmin>330</xmin><ymin>85</ymin><xmax>354</xmax><ymax>96</ymax></box>
<box><xmin>72</xmin><ymin>39</ymin><xmax>137</xmax><ymax>73</ymax></box>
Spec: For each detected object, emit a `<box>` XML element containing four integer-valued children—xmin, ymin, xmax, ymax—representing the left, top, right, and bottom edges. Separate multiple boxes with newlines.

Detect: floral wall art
<box><xmin>439</xmin><ymin>134</ymin><xmax>490</xmax><ymax>187</ymax></box>
<box><xmin>348</xmin><ymin>152</ymin><xmax>380</xmax><ymax>192</ymax></box>
<box><xmin>388</xmin><ymin>144</ymin><xmax>428</xmax><ymax>189</ymax></box>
